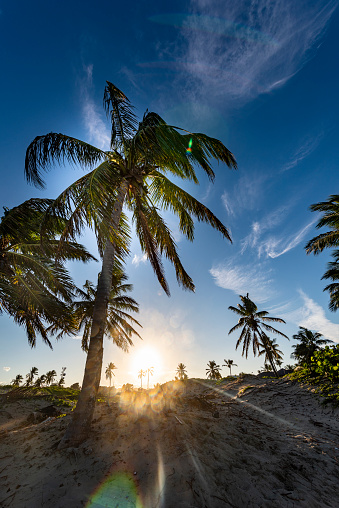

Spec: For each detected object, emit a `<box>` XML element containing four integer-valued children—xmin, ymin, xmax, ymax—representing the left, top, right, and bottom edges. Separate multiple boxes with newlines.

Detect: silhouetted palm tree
<box><xmin>34</xmin><ymin>374</ymin><xmax>46</xmax><ymax>387</ymax></box>
<box><xmin>138</xmin><ymin>369</ymin><xmax>146</xmax><ymax>388</ymax></box>
<box><xmin>206</xmin><ymin>360</ymin><xmax>222</xmax><ymax>380</ymax></box>
<box><xmin>58</xmin><ymin>367</ymin><xmax>66</xmax><ymax>386</ymax></box>
<box><xmin>291</xmin><ymin>327</ymin><xmax>332</xmax><ymax>365</ymax></box>
<box><xmin>176</xmin><ymin>363</ymin><xmax>188</xmax><ymax>381</ymax></box>
<box><xmin>228</xmin><ymin>294</ymin><xmax>288</xmax><ymax>373</ymax></box>
<box><xmin>25</xmin><ymin>81</ymin><xmax>236</xmax><ymax>446</ymax></box>
<box><xmin>147</xmin><ymin>367</ymin><xmax>154</xmax><ymax>389</ymax></box>
<box><xmin>45</xmin><ymin>370</ymin><xmax>57</xmax><ymax>386</ymax></box>
<box><xmin>258</xmin><ymin>337</ymin><xmax>283</xmax><ymax>375</ymax></box>
<box><xmin>26</xmin><ymin>367</ymin><xmax>38</xmax><ymax>386</ymax></box>
<box><xmin>73</xmin><ymin>264</ymin><xmax>141</xmax><ymax>353</ymax></box>
<box><xmin>105</xmin><ymin>362</ymin><xmax>117</xmax><ymax>387</ymax></box>
<box><xmin>222</xmin><ymin>359</ymin><xmax>237</xmax><ymax>376</ymax></box>
<box><xmin>11</xmin><ymin>374</ymin><xmax>23</xmax><ymax>386</ymax></box>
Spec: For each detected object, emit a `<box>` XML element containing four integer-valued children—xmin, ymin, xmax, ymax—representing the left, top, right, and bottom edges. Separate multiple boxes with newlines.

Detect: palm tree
<box><xmin>291</xmin><ymin>327</ymin><xmax>333</xmax><ymax>365</ymax></box>
<box><xmin>73</xmin><ymin>263</ymin><xmax>142</xmax><ymax>353</ymax></box>
<box><xmin>25</xmin><ymin>366</ymin><xmax>38</xmax><ymax>386</ymax></box>
<box><xmin>45</xmin><ymin>370</ymin><xmax>57</xmax><ymax>386</ymax></box>
<box><xmin>0</xmin><ymin>199</ymin><xmax>94</xmax><ymax>348</ymax></box>
<box><xmin>258</xmin><ymin>337</ymin><xmax>283</xmax><ymax>374</ymax></box>
<box><xmin>176</xmin><ymin>363</ymin><xmax>188</xmax><ymax>381</ymax></box>
<box><xmin>146</xmin><ymin>367</ymin><xmax>154</xmax><ymax>389</ymax></box>
<box><xmin>222</xmin><ymin>359</ymin><xmax>237</xmax><ymax>376</ymax></box>
<box><xmin>25</xmin><ymin>81</ymin><xmax>236</xmax><ymax>446</ymax></box>
<box><xmin>321</xmin><ymin>250</ymin><xmax>339</xmax><ymax>311</ymax></box>
<box><xmin>305</xmin><ymin>195</ymin><xmax>339</xmax><ymax>255</ymax></box>
<box><xmin>34</xmin><ymin>374</ymin><xmax>46</xmax><ymax>387</ymax></box>
<box><xmin>105</xmin><ymin>362</ymin><xmax>117</xmax><ymax>387</ymax></box>
<box><xmin>58</xmin><ymin>367</ymin><xmax>67</xmax><ymax>386</ymax></box>
<box><xmin>206</xmin><ymin>360</ymin><xmax>222</xmax><ymax>380</ymax></box>
<box><xmin>138</xmin><ymin>369</ymin><xmax>146</xmax><ymax>388</ymax></box>
<box><xmin>11</xmin><ymin>374</ymin><xmax>23</xmax><ymax>386</ymax></box>
<box><xmin>228</xmin><ymin>294</ymin><xmax>288</xmax><ymax>376</ymax></box>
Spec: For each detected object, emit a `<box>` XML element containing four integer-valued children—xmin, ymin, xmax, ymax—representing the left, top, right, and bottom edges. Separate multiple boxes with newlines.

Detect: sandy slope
<box><xmin>0</xmin><ymin>376</ymin><xmax>338</xmax><ymax>508</ymax></box>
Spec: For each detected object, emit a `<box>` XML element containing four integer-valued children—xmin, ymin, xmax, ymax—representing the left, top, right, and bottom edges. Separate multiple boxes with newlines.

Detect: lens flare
<box><xmin>86</xmin><ymin>472</ymin><xmax>143</xmax><ymax>507</ymax></box>
<box><xmin>186</xmin><ymin>138</ymin><xmax>193</xmax><ymax>153</ymax></box>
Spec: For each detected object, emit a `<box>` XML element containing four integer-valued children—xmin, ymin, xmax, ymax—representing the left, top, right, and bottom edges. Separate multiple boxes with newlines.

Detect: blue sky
<box><xmin>1</xmin><ymin>0</ymin><xmax>339</xmax><ymax>387</ymax></box>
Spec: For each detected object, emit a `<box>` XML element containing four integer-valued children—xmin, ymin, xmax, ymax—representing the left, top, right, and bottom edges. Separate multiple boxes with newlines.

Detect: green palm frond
<box><xmin>25</xmin><ymin>133</ymin><xmax>106</xmax><ymax>189</ymax></box>
<box><xmin>104</xmin><ymin>81</ymin><xmax>138</xmax><ymax>149</ymax></box>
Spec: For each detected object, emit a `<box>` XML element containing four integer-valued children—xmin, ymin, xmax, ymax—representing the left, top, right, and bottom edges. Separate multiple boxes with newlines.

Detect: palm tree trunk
<box><xmin>59</xmin><ymin>183</ymin><xmax>127</xmax><ymax>448</ymax></box>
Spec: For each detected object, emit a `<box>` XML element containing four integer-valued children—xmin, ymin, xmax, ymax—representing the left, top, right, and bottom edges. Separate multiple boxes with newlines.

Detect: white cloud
<box><xmin>258</xmin><ymin>219</ymin><xmax>317</xmax><ymax>258</ymax></box>
<box><xmin>209</xmin><ymin>261</ymin><xmax>274</xmax><ymax>302</ymax></box>
<box><xmin>80</xmin><ymin>65</ymin><xmax>111</xmax><ymax>150</ymax></box>
<box><xmin>221</xmin><ymin>190</ymin><xmax>235</xmax><ymax>216</ymax></box>
<box><xmin>132</xmin><ymin>253</ymin><xmax>148</xmax><ymax>266</ymax></box>
<box><xmin>174</xmin><ymin>0</ymin><xmax>337</xmax><ymax>107</ymax></box>
<box><xmin>281</xmin><ymin>133</ymin><xmax>324</xmax><ymax>172</ymax></box>
<box><xmin>141</xmin><ymin>308</ymin><xmax>195</xmax><ymax>350</ymax></box>
<box><xmin>3</xmin><ymin>367</ymin><xmax>10</xmax><ymax>372</ymax></box>
<box><xmin>282</xmin><ymin>290</ymin><xmax>339</xmax><ymax>343</ymax></box>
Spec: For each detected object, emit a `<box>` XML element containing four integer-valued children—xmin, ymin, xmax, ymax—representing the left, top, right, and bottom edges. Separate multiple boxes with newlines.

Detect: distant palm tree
<box><xmin>26</xmin><ymin>367</ymin><xmax>38</xmax><ymax>386</ymax></box>
<box><xmin>222</xmin><ymin>359</ymin><xmax>237</xmax><ymax>376</ymax></box>
<box><xmin>291</xmin><ymin>327</ymin><xmax>332</xmax><ymax>365</ymax></box>
<box><xmin>228</xmin><ymin>294</ymin><xmax>288</xmax><ymax>375</ymax></box>
<box><xmin>34</xmin><ymin>374</ymin><xmax>46</xmax><ymax>387</ymax></box>
<box><xmin>25</xmin><ymin>81</ymin><xmax>236</xmax><ymax>446</ymax></box>
<box><xmin>206</xmin><ymin>360</ymin><xmax>222</xmax><ymax>380</ymax></box>
<box><xmin>58</xmin><ymin>367</ymin><xmax>66</xmax><ymax>386</ymax></box>
<box><xmin>11</xmin><ymin>374</ymin><xmax>23</xmax><ymax>386</ymax></box>
<box><xmin>45</xmin><ymin>370</ymin><xmax>57</xmax><ymax>386</ymax></box>
<box><xmin>146</xmin><ymin>367</ymin><xmax>154</xmax><ymax>389</ymax></box>
<box><xmin>73</xmin><ymin>264</ymin><xmax>142</xmax><ymax>354</ymax></box>
<box><xmin>176</xmin><ymin>363</ymin><xmax>188</xmax><ymax>381</ymax></box>
<box><xmin>105</xmin><ymin>362</ymin><xmax>117</xmax><ymax>387</ymax></box>
<box><xmin>258</xmin><ymin>337</ymin><xmax>283</xmax><ymax>375</ymax></box>
<box><xmin>138</xmin><ymin>369</ymin><xmax>146</xmax><ymax>388</ymax></box>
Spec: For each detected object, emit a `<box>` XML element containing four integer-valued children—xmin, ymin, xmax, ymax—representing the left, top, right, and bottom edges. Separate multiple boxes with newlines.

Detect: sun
<box><xmin>130</xmin><ymin>346</ymin><xmax>162</xmax><ymax>374</ymax></box>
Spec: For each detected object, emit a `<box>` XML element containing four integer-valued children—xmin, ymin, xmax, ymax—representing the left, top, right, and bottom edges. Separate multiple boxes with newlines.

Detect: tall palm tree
<box><xmin>0</xmin><ymin>199</ymin><xmax>94</xmax><ymax>348</ymax></box>
<box><xmin>73</xmin><ymin>263</ymin><xmax>142</xmax><ymax>353</ymax></box>
<box><xmin>146</xmin><ymin>366</ymin><xmax>154</xmax><ymax>389</ymax></box>
<box><xmin>105</xmin><ymin>362</ymin><xmax>117</xmax><ymax>387</ymax></box>
<box><xmin>25</xmin><ymin>366</ymin><xmax>38</xmax><ymax>386</ymax></box>
<box><xmin>222</xmin><ymin>359</ymin><xmax>237</xmax><ymax>376</ymax></box>
<box><xmin>291</xmin><ymin>327</ymin><xmax>332</xmax><ymax>365</ymax></box>
<box><xmin>45</xmin><ymin>370</ymin><xmax>57</xmax><ymax>386</ymax></box>
<box><xmin>176</xmin><ymin>363</ymin><xmax>188</xmax><ymax>381</ymax></box>
<box><xmin>258</xmin><ymin>337</ymin><xmax>283</xmax><ymax>375</ymax></box>
<box><xmin>206</xmin><ymin>360</ymin><xmax>222</xmax><ymax>380</ymax></box>
<box><xmin>138</xmin><ymin>369</ymin><xmax>146</xmax><ymax>388</ymax></box>
<box><xmin>34</xmin><ymin>374</ymin><xmax>46</xmax><ymax>387</ymax></box>
<box><xmin>58</xmin><ymin>367</ymin><xmax>67</xmax><ymax>386</ymax></box>
<box><xmin>228</xmin><ymin>294</ymin><xmax>288</xmax><ymax>376</ymax></box>
<box><xmin>25</xmin><ymin>81</ymin><xmax>236</xmax><ymax>446</ymax></box>
<box><xmin>11</xmin><ymin>374</ymin><xmax>23</xmax><ymax>386</ymax></box>
<box><xmin>305</xmin><ymin>195</ymin><xmax>339</xmax><ymax>255</ymax></box>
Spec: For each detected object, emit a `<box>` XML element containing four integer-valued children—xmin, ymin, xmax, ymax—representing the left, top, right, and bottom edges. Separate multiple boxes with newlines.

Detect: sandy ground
<box><xmin>0</xmin><ymin>375</ymin><xmax>338</xmax><ymax>508</ymax></box>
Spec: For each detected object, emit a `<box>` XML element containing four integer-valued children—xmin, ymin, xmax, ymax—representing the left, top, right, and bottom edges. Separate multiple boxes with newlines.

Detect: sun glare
<box><xmin>131</xmin><ymin>347</ymin><xmax>162</xmax><ymax>380</ymax></box>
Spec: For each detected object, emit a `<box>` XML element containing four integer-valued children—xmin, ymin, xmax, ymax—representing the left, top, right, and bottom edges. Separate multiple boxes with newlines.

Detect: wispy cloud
<box><xmin>209</xmin><ymin>261</ymin><xmax>274</xmax><ymax>302</ymax></box>
<box><xmin>152</xmin><ymin>1</ymin><xmax>337</xmax><ymax>107</ymax></box>
<box><xmin>281</xmin><ymin>133</ymin><xmax>324</xmax><ymax>173</ymax></box>
<box><xmin>241</xmin><ymin>203</ymin><xmax>291</xmax><ymax>254</ymax></box>
<box><xmin>258</xmin><ymin>218</ymin><xmax>317</xmax><ymax>258</ymax></box>
<box><xmin>132</xmin><ymin>253</ymin><xmax>148</xmax><ymax>266</ymax></box>
<box><xmin>282</xmin><ymin>290</ymin><xmax>339</xmax><ymax>343</ymax></box>
<box><xmin>3</xmin><ymin>367</ymin><xmax>10</xmax><ymax>372</ymax></box>
<box><xmin>221</xmin><ymin>172</ymin><xmax>267</xmax><ymax>217</ymax></box>
<box><xmin>80</xmin><ymin>64</ymin><xmax>110</xmax><ymax>150</ymax></box>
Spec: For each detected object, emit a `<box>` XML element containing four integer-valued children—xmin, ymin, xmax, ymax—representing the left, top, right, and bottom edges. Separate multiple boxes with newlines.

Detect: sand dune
<box><xmin>0</xmin><ymin>376</ymin><xmax>338</xmax><ymax>507</ymax></box>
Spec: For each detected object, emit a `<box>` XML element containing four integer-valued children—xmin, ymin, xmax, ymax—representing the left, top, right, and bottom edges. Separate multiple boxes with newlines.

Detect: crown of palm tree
<box><xmin>305</xmin><ymin>195</ymin><xmax>339</xmax><ymax>255</ymax></box>
<box><xmin>228</xmin><ymin>294</ymin><xmax>288</xmax><ymax>358</ymax></box>
<box><xmin>206</xmin><ymin>360</ymin><xmax>221</xmax><ymax>379</ymax></box>
<box><xmin>291</xmin><ymin>326</ymin><xmax>332</xmax><ymax>363</ymax></box>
